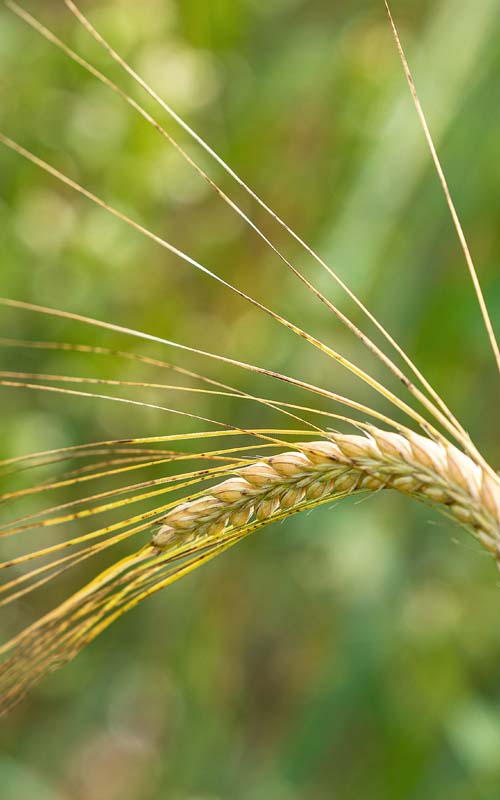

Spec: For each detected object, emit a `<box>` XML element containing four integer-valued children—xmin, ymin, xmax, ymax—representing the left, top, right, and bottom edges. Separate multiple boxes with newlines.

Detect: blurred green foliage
<box><xmin>1</xmin><ymin>0</ymin><xmax>500</xmax><ymax>798</ymax></box>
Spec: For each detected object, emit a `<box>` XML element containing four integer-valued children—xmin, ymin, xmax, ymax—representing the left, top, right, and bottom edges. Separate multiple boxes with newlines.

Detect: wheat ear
<box><xmin>1</xmin><ymin>426</ymin><xmax>498</xmax><ymax>715</ymax></box>
<box><xmin>152</xmin><ymin>429</ymin><xmax>500</xmax><ymax>561</ymax></box>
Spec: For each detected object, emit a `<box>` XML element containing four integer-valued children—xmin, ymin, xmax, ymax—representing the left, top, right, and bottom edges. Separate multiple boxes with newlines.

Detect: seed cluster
<box><xmin>152</xmin><ymin>428</ymin><xmax>500</xmax><ymax>558</ymax></box>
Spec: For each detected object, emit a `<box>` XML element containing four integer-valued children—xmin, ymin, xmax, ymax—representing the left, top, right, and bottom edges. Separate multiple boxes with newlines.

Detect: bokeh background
<box><xmin>2</xmin><ymin>0</ymin><xmax>500</xmax><ymax>798</ymax></box>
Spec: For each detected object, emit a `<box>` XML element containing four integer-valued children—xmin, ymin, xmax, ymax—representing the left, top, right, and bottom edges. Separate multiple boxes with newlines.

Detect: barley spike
<box><xmin>152</xmin><ymin>429</ymin><xmax>500</xmax><ymax>560</ymax></box>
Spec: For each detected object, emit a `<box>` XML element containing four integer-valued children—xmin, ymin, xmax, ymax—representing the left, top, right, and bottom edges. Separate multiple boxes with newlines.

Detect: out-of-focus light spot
<box><xmin>325</xmin><ymin>504</ymin><xmax>397</xmax><ymax>597</ymax></box>
<box><xmin>146</xmin><ymin>148</ymin><xmax>211</xmax><ymax>207</ymax></box>
<box><xmin>7</xmin><ymin>411</ymin><xmax>71</xmax><ymax>458</ymax></box>
<box><xmin>136</xmin><ymin>44</ymin><xmax>220</xmax><ymax>112</ymax></box>
<box><xmin>67</xmin><ymin>86</ymin><xmax>127</xmax><ymax>163</ymax></box>
<box><xmin>400</xmin><ymin>583</ymin><xmax>462</xmax><ymax>641</ymax></box>
<box><xmin>448</xmin><ymin>700</ymin><xmax>500</xmax><ymax>773</ymax></box>
<box><xmin>75</xmin><ymin>0</ymin><xmax>177</xmax><ymax>53</ymax></box>
<box><xmin>14</xmin><ymin>188</ymin><xmax>77</xmax><ymax>255</ymax></box>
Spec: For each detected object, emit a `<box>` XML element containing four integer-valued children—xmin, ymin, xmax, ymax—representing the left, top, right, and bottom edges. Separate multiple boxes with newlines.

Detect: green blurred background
<box><xmin>1</xmin><ymin>0</ymin><xmax>500</xmax><ymax>797</ymax></box>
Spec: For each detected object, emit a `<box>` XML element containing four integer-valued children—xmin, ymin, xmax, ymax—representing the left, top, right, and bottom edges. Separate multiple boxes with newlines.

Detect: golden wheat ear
<box><xmin>1</xmin><ymin>426</ymin><xmax>499</xmax><ymax>713</ymax></box>
<box><xmin>1</xmin><ymin>2</ymin><xmax>500</xmax><ymax>712</ymax></box>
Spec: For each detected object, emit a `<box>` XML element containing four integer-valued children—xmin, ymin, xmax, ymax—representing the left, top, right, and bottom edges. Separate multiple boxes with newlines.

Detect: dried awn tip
<box><xmin>152</xmin><ymin>428</ymin><xmax>500</xmax><ymax>560</ymax></box>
